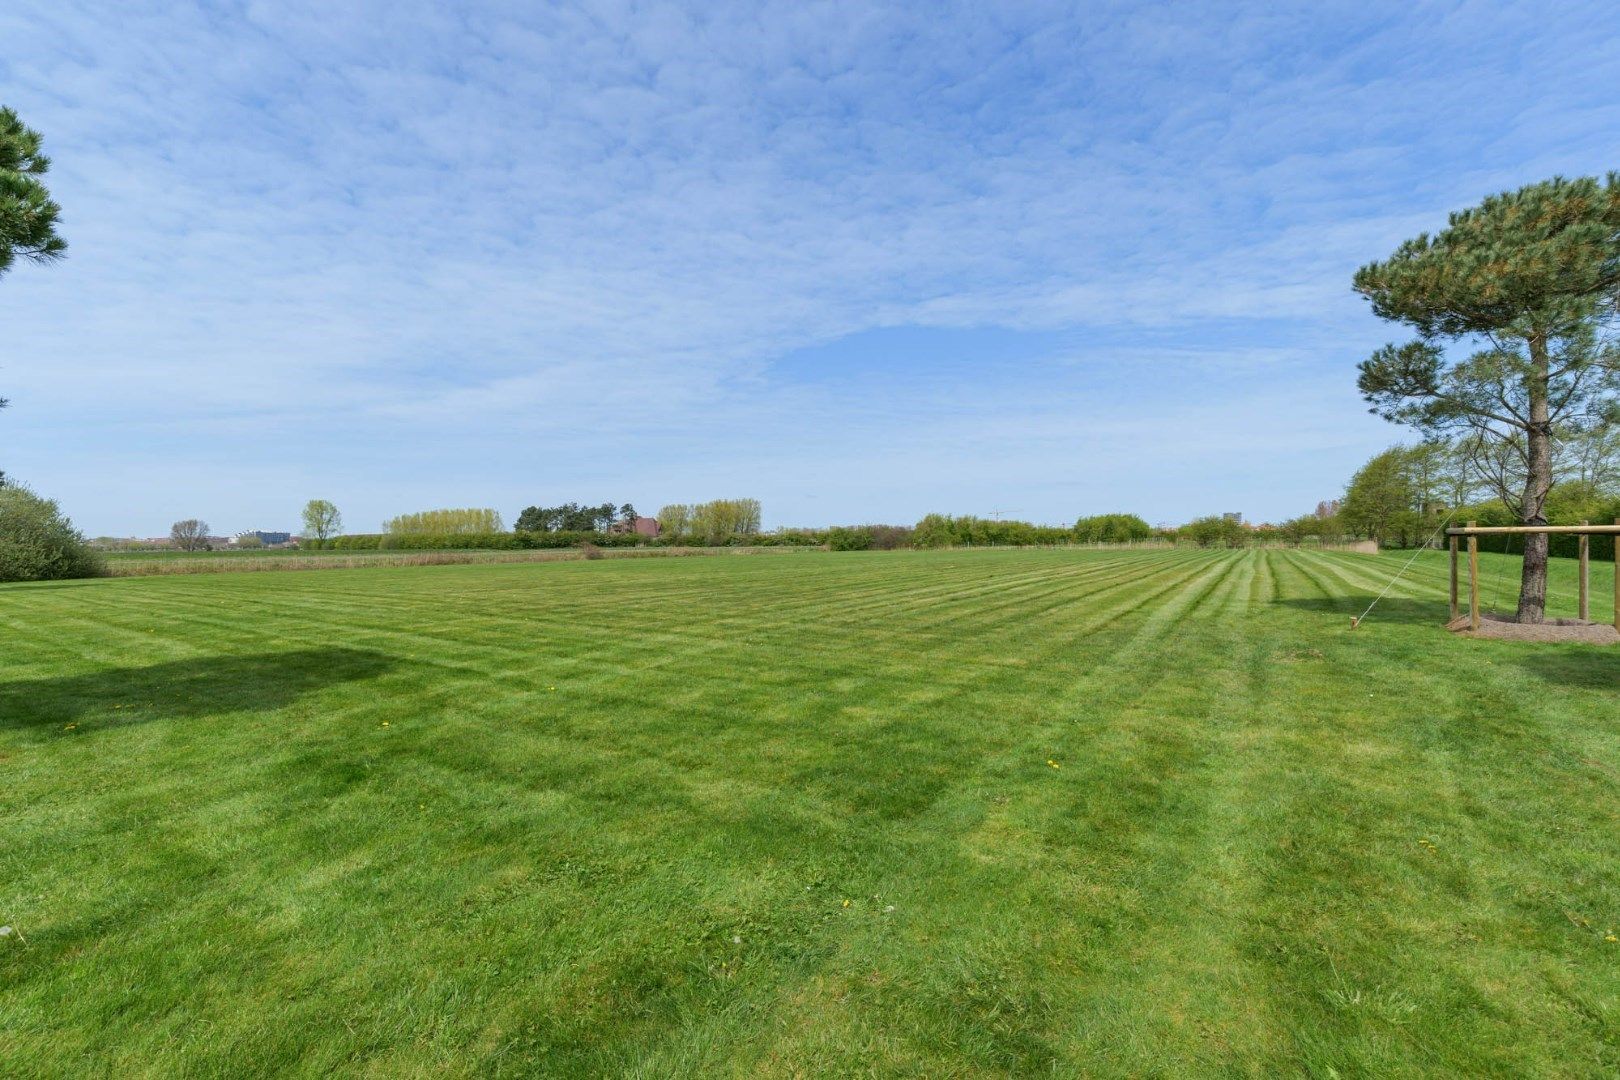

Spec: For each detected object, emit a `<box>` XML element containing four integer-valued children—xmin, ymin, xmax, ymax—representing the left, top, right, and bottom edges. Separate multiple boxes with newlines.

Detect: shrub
<box><xmin>0</xmin><ymin>484</ymin><xmax>105</xmax><ymax>582</ymax></box>
<box><xmin>1178</xmin><ymin>515</ymin><xmax>1248</xmax><ymax>548</ymax></box>
<box><xmin>579</xmin><ymin>541</ymin><xmax>604</xmax><ymax>560</ymax></box>
<box><xmin>1073</xmin><ymin>513</ymin><xmax>1153</xmax><ymax>544</ymax></box>
<box><xmin>825</xmin><ymin>525</ymin><xmax>912</xmax><ymax>551</ymax></box>
<box><xmin>869</xmin><ymin>525</ymin><xmax>913</xmax><ymax>550</ymax></box>
<box><xmin>827</xmin><ymin>526</ymin><xmax>873</xmax><ymax>551</ymax></box>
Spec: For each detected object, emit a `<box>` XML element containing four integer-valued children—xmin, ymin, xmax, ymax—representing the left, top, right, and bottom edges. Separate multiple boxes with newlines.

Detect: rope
<box><xmin>1350</xmin><ymin>513</ymin><xmax>1457</xmax><ymax>629</ymax></box>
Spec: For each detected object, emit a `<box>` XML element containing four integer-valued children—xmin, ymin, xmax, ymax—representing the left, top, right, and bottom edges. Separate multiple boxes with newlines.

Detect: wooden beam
<box><xmin>1614</xmin><ymin>518</ymin><xmax>1619</xmax><ymax>634</ymax></box>
<box><xmin>1579</xmin><ymin>522</ymin><xmax>1589</xmax><ymax>622</ymax></box>
<box><xmin>1446</xmin><ymin>524</ymin><xmax>1620</xmax><ymax>536</ymax></box>
<box><xmin>1449</xmin><ymin>535</ymin><xmax>1459</xmax><ymax>622</ymax></box>
<box><xmin>1468</xmin><ymin>521</ymin><xmax>1480</xmax><ymax>632</ymax></box>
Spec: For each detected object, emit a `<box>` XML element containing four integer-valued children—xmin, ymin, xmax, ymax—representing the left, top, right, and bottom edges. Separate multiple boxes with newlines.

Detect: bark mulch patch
<box><xmin>1446</xmin><ymin>612</ymin><xmax>1620</xmax><ymax>645</ymax></box>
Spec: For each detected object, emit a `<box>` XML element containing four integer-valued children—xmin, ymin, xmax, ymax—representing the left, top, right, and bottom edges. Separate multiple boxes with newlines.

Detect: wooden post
<box><xmin>1579</xmin><ymin>521</ymin><xmax>1589</xmax><ymax>622</ymax></box>
<box><xmin>1449</xmin><ymin>535</ymin><xmax>1459</xmax><ymax>622</ymax></box>
<box><xmin>1614</xmin><ymin>518</ymin><xmax>1619</xmax><ymax>633</ymax></box>
<box><xmin>1468</xmin><ymin>522</ymin><xmax>1480</xmax><ymax>632</ymax></box>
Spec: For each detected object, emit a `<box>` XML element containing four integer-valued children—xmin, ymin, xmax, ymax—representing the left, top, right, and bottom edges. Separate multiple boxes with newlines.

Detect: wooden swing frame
<box><xmin>1446</xmin><ymin>519</ymin><xmax>1620</xmax><ymax>631</ymax></box>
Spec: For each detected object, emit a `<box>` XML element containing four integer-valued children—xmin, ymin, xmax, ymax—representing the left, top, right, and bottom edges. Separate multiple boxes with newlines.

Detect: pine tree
<box><xmin>1354</xmin><ymin>175</ymin><xmax>1620</xmax><ymax>622</ymax></box>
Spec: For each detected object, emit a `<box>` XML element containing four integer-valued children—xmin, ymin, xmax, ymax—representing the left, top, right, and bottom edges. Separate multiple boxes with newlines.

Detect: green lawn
<box><xmin>3</xmin><ymin>548</ymin><xmax>1619</xmax><ymax>1076</ymax></box>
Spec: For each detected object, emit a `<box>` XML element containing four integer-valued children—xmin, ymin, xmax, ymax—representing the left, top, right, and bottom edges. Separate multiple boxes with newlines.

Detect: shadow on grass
<box><xmin>0</xmin><ymin>648</ymin><xmax>395</xmax><ymax>730</ymax></box>
<box><xmin>1272</xmin><ymin>596</ymin><xmax>1451</xmax><ymax>628</ymax></box>
<box><xmin>0</xmin><ymin>577</ymin><xmax>119</xmax><ymax>591</ymax></box>
<box><xmin>1515</xmin><ymin>650</ymin><xmax>1620</xmax><ymax>690</ymax></box>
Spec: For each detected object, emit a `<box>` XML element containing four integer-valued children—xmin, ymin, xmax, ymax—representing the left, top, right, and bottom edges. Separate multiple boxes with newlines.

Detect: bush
<box><xmin>579</xmin><ymin>541</ymin><xmax>604</xmax><ymax>560</ymax></box>
<box><xmin>827</xmin><ymin>526</ymin><xmax>873</xmax><ymax>551</ymax></box>
<box><xmin>1178</xmin><ymin>515</ymin><xmax>1248</xmax><ymax>548</ymax></box>
<box><xmin>0</xmin><ymin>484</ymin><xmax>105</xmax><ymax>582</ymax></box>
<box><xmin>1073</xmin><ymin>513</ymin><xmax>1153</xmax><ymax>544</ymax></box>
<box><xmin>749</xmin><ymin>530</ymin><xmax>824</xmax><ymax>547</ymax></box>
<box><xmin>826</xmin><ymin>525</ymin><xmax>913</xmax><ymax>551</ymax></box>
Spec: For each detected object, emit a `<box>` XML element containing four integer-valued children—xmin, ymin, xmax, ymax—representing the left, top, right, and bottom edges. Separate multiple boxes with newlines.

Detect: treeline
<box><xmin>515</xmin><ymin>502</ymin><xmax>635</xmax><ymax>532</ymax></box>
<box><xmin>383</xmin><ymin>508</ymin><xmax>505</xmax><ymax>535</ymax></box>
<box><xmin>906</xmin><ymin>513</ymin><xmax>1155</xmax><ymax>549</ymax></box>
<box><xmin>301</xmin><ymin>509</ymin><xmax>1167</xmax><ymax>554</ymax></box>
<box><xmin>656</xmin><ymin>499</ymin><xmax>761</xmax><ymax>544</ymax></box>
<box><xmin>1329</xmin><ymin>434</ymin><xmax>1620</xmax><ymax>558</ymax></box>
<box><xmin>310</xmin><ymin>531</ymin><xmax>654</xmax><ymax>551</ymax></box>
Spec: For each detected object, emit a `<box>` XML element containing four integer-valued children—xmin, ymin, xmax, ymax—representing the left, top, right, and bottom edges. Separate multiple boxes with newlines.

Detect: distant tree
<box><xmin>1276</xmin><ymin>516</ymin><xmax>1314</xmax><ymax>546</ymax></box>
<box><xmin>301</xmin><ymin>499</ymin><xmax>342</xmax><ymax>542</ymax></box>
<box><xmin>618</xmin><ymin>503</ymin><xmax>637</xmax><ymax>525</ymax></box>
<box><xmin>514</xmin><ymin>501</ymin><xmax>626</xmax><ymax>532</ymax></box>
<box><xmin>0</xmin><ymin>483</ymin><xmax>103</xmax><ymax>581</ymax></box>
<box><xmin>1354</xmin><ymin>174</ymin><xmax>1620</xmax><ymax>621</ymax></box>
<box><xmin>1179</xmin><ymin>515</ymin><xmax>1246</xmax><ymax>548</ymax></box>
<box><xmin>688</xmin><ymin>499</ymin><xmax>762</xmax><ymax>544</ymax></box>
<box><xmin>384</xmin><ymin>508</ymin><xmax>503</xmax><ymax>535</ymax></box>
<box><xmin>1340</xmin><ymin>448</ymin><xmax>1421</xmax><ymax>546</ymax></box>
<box><xmin>235</xmin><ymin>533</ymin><xmax>264</xmax><ymax>549</ymax></box>
<box><xmin>1559</xmin><ymin>424</ymin><xmax>1620</xmax><ymax>493</ymax></box>
<box><xmin>515</xmin><ymin>505</ymin><xmax>559</xmax><ymax>532</ymax></box>
<box><xmin>656</xmin><ymin>504</ymin><xmax>691</xmax><ymax>542</ymax></box>
<box><xmin>170</xmin><ymin>519</ymin><xmax>210</xmax><ymax>551</ymax></box>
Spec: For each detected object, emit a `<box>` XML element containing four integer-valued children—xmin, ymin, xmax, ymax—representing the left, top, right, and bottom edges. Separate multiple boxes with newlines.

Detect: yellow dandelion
<box><xmin>1047</xmin><ymin>759</ymin><xmax>1060</xmax><ymax>769</ymax></box>
<box><xmin>381</xmin><ymin>721</ymin><xmax>390</xmax><ymax>728</ymax></box>
<box><xmin>842</xmin><ymin>899</ymin><xmax>851</xmax><ymax>908</ymax></box>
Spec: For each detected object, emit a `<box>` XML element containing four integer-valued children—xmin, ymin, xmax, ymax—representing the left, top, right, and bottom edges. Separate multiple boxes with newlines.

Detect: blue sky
<box><xmin>2</xmin><ymin>1</ymin><xmax>1617</xmax><ymax>535</ymax></box>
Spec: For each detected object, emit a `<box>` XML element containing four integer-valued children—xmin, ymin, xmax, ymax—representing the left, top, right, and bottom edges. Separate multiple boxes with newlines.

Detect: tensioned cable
<box><xmin>1351</xmin><ymin>512</ymin><xmax>1457</xmax><ymax>629</ymax></box>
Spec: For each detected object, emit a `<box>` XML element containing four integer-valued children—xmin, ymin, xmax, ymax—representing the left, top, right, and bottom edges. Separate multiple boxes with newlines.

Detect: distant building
<box><xmin>1222</xmin><ymin>512</ymin><xmax>1243</xmax><ymax>525</ymax></box>
<box><xmin>609</xmin><ymin>516</ymin><xmax>661</xmax><ymax>538</ymax></box>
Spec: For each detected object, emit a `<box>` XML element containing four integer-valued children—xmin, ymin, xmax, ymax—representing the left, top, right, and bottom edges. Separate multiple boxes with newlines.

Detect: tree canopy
<box><xmin>170</xmin><ymin>519</ymin><xmax>210</xmax><ymax>551</ymax></box>
<box><xmin>302</xmin><ymin>499</ymin><xmax>342</xmax><ymax>541</ymax></box>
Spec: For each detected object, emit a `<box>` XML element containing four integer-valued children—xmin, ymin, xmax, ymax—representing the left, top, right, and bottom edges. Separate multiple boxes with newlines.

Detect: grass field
<box><xmin>4</xmin><ymin>547</ymin><xmax>1619</xmax><ymax>1076</ymax></box>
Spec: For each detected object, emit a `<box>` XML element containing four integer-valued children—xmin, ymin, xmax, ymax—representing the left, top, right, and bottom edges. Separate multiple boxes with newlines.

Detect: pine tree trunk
<box><xmin>1516</xmin><ymin>336</ymin><xmax>1553</xmax><ymax>624</ymax></box>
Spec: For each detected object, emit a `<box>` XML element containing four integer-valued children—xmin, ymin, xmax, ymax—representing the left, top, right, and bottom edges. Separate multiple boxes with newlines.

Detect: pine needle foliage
<box><xmin>0</xmin><ymin>106</ymin><xmax>67</xmax><ymax>276</ymax></box>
